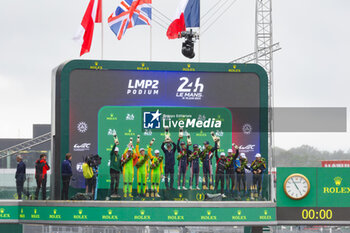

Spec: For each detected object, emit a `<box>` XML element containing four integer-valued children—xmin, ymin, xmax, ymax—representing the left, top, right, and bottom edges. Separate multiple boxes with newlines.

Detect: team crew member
<box><xmin>200</xmin><ymin>141</ymin><xmax>218</xmax><ymax>190</ymax></box>
<box><xmin>121</xmin><ymin>144</ymin><xmax>137</xmax><ymax>198</ymax></box>
<box><xmin>135</xmin><ymin>139</ymin><xmax>153</xmax><ymax>197</ymax></box>
<box><xmin>177</xmin><ymin>139</ymin><xmax>189</xmax><ymax>190</ymax></box>
<box><xmin>215</xmin><ymin>151</ymin><xmax>227</xmax><ymax>197</ymax></box>
<box><xmin>161</xmin><ymin>141</ymin><xmax>176</xmax><ymax>190</ymax></box>
<box><xmin>225</xmin><ymin>146</ymin><xmax>239</xmax><ymax>193</ymax></box>
<box><xmin>236</xmin><ymin>153</ymin><xmax>250</xmax><ymax>196</ymax></box>
<box><xmin>250</xmin><ymin>153</ymin><xmax>266</xmax><ymax>197</ymax></box>
<box><xmin>150</xmin><ymin>149</ymin><xmax>163</xmax><ymax>197</ymax></box>
<box><xmin>34</xmin><ymin>154</ymin><xmax>50</xmax><ymax>200</ymax></box>
<box><xmin>15</xmin><ymin>155</ymin><xmax>30</xmax><ymax>199</ymax></box>
<box><xmin>188</xmin><ymin>144</ymin><xmax>201</xmax><ymax>190</ymax></box>
<box><xmin>110</xmin><ymin>139</ymin><xmax>122</xmax><ymax>198</ymax></box>
<box><xmin>61</xmin><ymin>153</ymin><xmax>72</xmax><ymax>200</ymax></box>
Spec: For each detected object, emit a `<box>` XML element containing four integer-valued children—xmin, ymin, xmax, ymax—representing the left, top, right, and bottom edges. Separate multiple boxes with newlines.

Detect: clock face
<box><xmin>283</xmin><ymin>174</ymin><xmax>310</xmax><ymax>200</ymax></box>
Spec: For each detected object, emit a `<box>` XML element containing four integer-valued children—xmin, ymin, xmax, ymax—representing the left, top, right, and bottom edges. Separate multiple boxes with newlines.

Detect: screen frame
<box><xmin>52</xmin><ymin>60</ymin><xmax>269</xmax><ymax>201</ymax></box>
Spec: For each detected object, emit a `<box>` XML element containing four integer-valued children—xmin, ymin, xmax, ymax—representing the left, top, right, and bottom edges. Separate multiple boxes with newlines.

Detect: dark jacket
<box><xmin>110</xmin><ymin>144</ymin><xmax>122</xmax><ymax>172</ymax></box>
<box><xmin>177</xmin><ymin>139</ymin><xmax>190</xmax><ymax>165</ymax></box>
<box><xmin>15</xmin><ymin>161</ymin><xmax>26</xmax><ymax>181</ymax></box>
<box><xmin>35</xmin><ymin>159</ymin><xmax>50</xmax><ymax>179</ymax></box>
<box><xmin>226</xmin><ymin>149</ymin><xmax>240</xmax><ymax>172</ymax></box>
<box><xmin>215</xmin><ymin>152</ymin><xmax>226</xmax><ymax>174</ymax></box>
<box><xmin>61</xmin><ymin>159</ymin><xmax>72</xmax><ymax>177</ymax></box>
<box><xmin>200</xmin><ymin>142</ymin><xmax>218</xmax><ymax>164</ymax></box>
<box><xmin>161</xmin><ymin>142</ymin><xmax>176</xmax><ymax>167</ymax></box>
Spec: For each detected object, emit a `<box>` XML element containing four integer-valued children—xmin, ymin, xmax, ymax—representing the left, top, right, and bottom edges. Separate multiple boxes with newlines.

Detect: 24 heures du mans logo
<box><xmin>127</xmin><ymin>79</ymin><xmax>159</xmax><ymax>95</ymax></box>
<box><xmin>176</xmin><ymin>77</ymin><xmax>204</xmax><ymax>100</ymax></box>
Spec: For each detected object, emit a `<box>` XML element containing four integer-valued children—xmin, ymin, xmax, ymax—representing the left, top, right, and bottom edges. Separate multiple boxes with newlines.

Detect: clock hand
<box><xmin>291</xmin><ymin>178</ymin><xmax>303</xmax><ymax>196</ymax></box>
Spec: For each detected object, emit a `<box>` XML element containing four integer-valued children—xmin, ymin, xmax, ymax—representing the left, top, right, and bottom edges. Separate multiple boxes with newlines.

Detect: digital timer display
<box><xmin>277</xmin><ymin>207</ymin><xmax>350</xmax><ymax>222</ymax></box>
<box><xmin>301</xmin><ymin>209</ymin><xmax>333</xmax><ymax>220</ymax></box>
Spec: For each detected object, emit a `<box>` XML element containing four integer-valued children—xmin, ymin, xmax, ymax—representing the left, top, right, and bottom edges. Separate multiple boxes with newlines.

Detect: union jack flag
<box><xmin>108</xmin><ymin>0</ymin><xmax>152</xmax><ymax>40</ymax></box>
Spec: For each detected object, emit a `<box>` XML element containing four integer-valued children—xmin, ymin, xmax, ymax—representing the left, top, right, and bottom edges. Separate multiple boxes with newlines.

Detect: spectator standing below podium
<box><xmin>34</xmin><ymin>154</ymin><xmax>50</xmax><ymax>200</ymax></box>
<box><xmin>15</xmin><ymin>155</ymin><xmax>30</xmax><ymax>199</ymax></box>
<box><xmin>61</xmin><ymin>153</ymin><xmax>72</xmax><ymax>200</ymax></box>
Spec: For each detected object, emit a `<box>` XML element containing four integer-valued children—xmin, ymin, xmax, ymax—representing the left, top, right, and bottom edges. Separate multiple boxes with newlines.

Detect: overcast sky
<box><xmin>0</xmin><ymin>0</ymin><xmax>349</xmax><ymax>151</ymax></box>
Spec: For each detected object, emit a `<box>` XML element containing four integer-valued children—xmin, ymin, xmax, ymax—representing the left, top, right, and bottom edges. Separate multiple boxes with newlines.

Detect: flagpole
<box><xmin>101</xmin><ymin>0</ymin><xmax>104</xmax><ymax>60</ymax></box>
<box><xmin>149</xmin><ymin>23</ymin><xmax>152</xmax><ymax>61</ymax></box>
<box><xmin>198</xmin><ymin>27</ymin><xmax>201</xmax><ymax>62</ymax></box>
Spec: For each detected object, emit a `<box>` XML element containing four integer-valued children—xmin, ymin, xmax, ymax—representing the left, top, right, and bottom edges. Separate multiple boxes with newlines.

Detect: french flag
<box><xmin>166</xmin><ymin>0</ymin><xmax>199</xmax><ymax>39</ymax></box>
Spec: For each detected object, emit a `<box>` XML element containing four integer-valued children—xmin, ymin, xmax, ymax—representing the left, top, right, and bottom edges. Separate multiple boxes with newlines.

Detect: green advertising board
<box><xmin>277</xmin><ymin>167</ymin><xmax>350</xmax><ymax>223</ymax></box>
<box><xmin>0</xmin><ymin>201</ymin><xmax>275</xmax><ymax>225</ymax></box>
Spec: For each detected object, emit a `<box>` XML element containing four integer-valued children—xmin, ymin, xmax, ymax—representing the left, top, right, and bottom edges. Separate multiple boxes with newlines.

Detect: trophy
<box><xmin>211</xmin><ymin>131</ymin><xmax>220</xmax><ymax>149</ymax></box>
<box><xmin>113</xmin><ymin>134</ymin><xmax>119</xmax><ymax>145</ymax></box>
<box><xmin>187</xmin><ymin>134</ymin><xmax>192</xmax><ymax>146</ymax></box>
<box><xmin>129</xmin><ymin>137</ymin><xmax>133</xmax><ymax>145</ymax></box>
<box><xmin>150</xmin><ymin>138</ymin><xmax>155</xmax><ymax>146</ymax></box>
<box><xmin>179</xmin><ymin>127</ymin><xmax>184</xmax><ymax>139</ymax></box>
<box><xmin>137</xmin><ymin>135</ymin><xmax>140</xmax><ymax>144</ymax></box>
<box><xmin>232</xmin><ymin>143</ymin><xmax>239</xmax><ymax>150</ymax></box>
<box><xmin>210</xmin><ymin>131</ymin><xmax>218</xmax><ymax>142</ymax></box>
<box><xmin>164</xmin><ymin>126</ymin><xmax>171</xmax><ymax>143</ymax></box>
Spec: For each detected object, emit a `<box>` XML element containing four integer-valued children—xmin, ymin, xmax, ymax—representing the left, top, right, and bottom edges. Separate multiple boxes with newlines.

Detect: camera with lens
<box><xmin>179</xmin><ymin>29</ymin><xmax>199</xmax><ymax>59</ymax></box>
<box><xmin>87</xmin><ymin>154</ymin><xmax>102</xmax><ymax>168</ymax></box>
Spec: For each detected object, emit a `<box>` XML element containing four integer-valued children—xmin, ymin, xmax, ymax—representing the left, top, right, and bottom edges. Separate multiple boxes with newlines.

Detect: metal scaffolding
<box><xmin>255</xmin><ymin>0</ymin><xmax>276</xmax><ymax>201</ymax></box>
<box><xmin>0</xmin><ymin>132</ymin><xmax>51</xmax><ymax>160</ymax></box>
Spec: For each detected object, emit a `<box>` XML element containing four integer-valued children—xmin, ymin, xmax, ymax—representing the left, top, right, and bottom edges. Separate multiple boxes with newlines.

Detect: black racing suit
<box><xmin>250</xmin><ymin>159</ymin><xmax>266</xmax><ymax>195</ymax></box>
<box><xmin>177</xmin><ymin>139</ymin><xmax>190</xmax><ymax>187</ymax></box>
<box><xmin>189</xmin><ymin>148</ymin><xmax>201</xmax><ymax>188</ymax></box>
<box><xmin>200</xmin><ymin>143</ymin><xmax>217</xmax><ymax>189</ymax></box>
<box><xmin>225</xmin><ymin>149</ymin><xmax>239</xmax><ymax>192</ymax></box>
<box><xmin>215</xmin><ymin>151</ymin><xmax>226</xmax><ymax>194</ymax></box>
<box><xmin>161</xmin><ymin>142</ymin><xmax>176</xmax><ymax>189</ymax></box>
<box><xmin>236</xmin><ymin>158</ymin><xmax>250</xmax><ymax>193</ymax></box>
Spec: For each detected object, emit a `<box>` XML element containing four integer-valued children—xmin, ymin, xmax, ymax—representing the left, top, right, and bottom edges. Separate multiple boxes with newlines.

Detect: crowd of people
<box><xmin>106</xmin><ymin>132</ymin><xmax>266</xmax><ymax>199</ymax></box>
<box><xmin>14</xmin><ymin>132</ymin><xmax>266</xmax><ymax>200</ymax></box>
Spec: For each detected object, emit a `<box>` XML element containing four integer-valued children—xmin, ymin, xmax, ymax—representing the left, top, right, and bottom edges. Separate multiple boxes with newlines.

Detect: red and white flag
<box><xmin>73</xmin><ymin>0</ymin><xmax>102</xmax><ymax>56</ymax></box>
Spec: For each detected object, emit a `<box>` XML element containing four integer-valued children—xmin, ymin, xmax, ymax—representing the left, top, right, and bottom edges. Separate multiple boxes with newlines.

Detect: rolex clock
<box><xmin>283</xmin><ymin>173</ymin><xmax>310</xmax><ymax>200</ymax></box>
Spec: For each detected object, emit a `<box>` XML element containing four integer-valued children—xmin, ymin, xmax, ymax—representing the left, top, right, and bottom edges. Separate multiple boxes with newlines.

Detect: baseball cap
<box><xmin>203</xmin><ymin>141</ymin><xmax>209</xmax><ymax>145</ymax></box>
<box><xmin>140</xmin><ymin>148</ymin><xmax>145</xmax><ymax>152</ymax></box>
<box><xmin>193</xmin><ymin>144</ymin><xmax>199</xmax><ymax>148</ymax></box>
<box><xmin>220</xmin><ymin>152</ymin><xmax>225</xmax><ymax>156</ymax></box>
<box><xmin>241</xmin><ymin>154</ymin><xmax>247</xmax><ymax>159</ymax></box>
<box><xmin>180</xmin><ymin>141</ymin><xmax>185</xmax><ymax>145</ymax></box>
<box><xmin>227</xmin><ymin>149</ymin><xmax>233</xmax><ymax>153</ymax></box>
<box><xmin>154</xmin><ymin>149</ymin><xmax>160</xmax><ymax>154</ymax></box>
<box><xmin>255</xmin><ymin>153</ymin><xmax>261</xmax><ymax>158</ymax></box>
<box><xmin>240</xmin><ymin>153</ymin><xmax>246</xmax><ymax>157</ymax></box>
<box><xmin>114</xmin><ymin>147</ymin><xmax>119</xmax><ymax>152</ymax></box>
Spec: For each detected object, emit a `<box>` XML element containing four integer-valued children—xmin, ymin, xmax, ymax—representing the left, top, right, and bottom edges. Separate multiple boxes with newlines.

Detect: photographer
<box><xmin>82</xmin><ymin>154</ymin><xmax>101</xmax><ymax>198</ymax></box>
<box><xmin>82</xmin><ymin>156</ymin><xmax>94</xmax><ymax>194</ymax></box>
